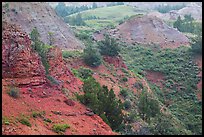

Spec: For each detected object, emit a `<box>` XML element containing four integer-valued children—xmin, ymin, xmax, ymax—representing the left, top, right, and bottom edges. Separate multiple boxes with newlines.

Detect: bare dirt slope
<box><xmin>3</xmin><ymin>2</ymin><xmax>84</xmax><ymax>50</ymax></box>
<box><xmin>94</xmin><ymin>15</ymin><xmax>190</xmax><ymax>49</ymax></box>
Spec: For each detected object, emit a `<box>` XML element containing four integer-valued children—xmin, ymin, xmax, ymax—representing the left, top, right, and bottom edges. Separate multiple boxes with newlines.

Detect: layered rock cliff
<box><xmin>2</xmin><ymin>21</ymin><xmax>46</xmax><ymax>86</ymax></box>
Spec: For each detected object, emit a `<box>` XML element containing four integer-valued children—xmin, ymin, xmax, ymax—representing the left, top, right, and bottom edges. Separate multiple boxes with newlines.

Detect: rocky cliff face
<box><xmin>2</xmin><ymin>21</ymin><xmax>46</xmax><ymax>86</ymax></box>
<box><xmin>3</xmin><ymin>2</ymin><xmax>84</xmax><ymax>50</ymax></box>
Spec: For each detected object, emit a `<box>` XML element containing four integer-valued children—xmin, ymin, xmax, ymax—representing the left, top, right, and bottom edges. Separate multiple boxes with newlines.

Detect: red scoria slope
<box><xmin>2</xmin><ymin>21</ymin><xmax>117</xmax><ymax>135</ymax></box>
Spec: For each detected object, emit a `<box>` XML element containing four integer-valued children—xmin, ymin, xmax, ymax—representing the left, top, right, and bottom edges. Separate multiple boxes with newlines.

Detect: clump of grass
<box><xmin>19</xmin><ymin>117</ymin><xmax>31</xmax><ymax>127</ymax></box>
<box><xmin>32</xmin><ymin>111</ymin><xmax>45</xmax><ymax>118</ymax></box>
<box><xmin>62</xmin><ymin>88</ymin><xmax>69</xmax><ymax>94</ymax></box>
<box><xmin>2</xmin><ymin>116</ymin><xmax>10</xmax><ymax>125</ymax></box>
<box><xmin>52</xmin><ymin>124</ymin><xmax>70</xmax><ymax>133</ymax></box>
<box><xmin>44</xmin><ymin>118</ymin><xmax>52</xmax><ymax>123</ymax></box>
<box><xmin>7</xmin><ymin>87</ymin><xmax>20</xmax><ymax>98</ymax></box>
<box><xmin>62</xmin><ymin>50</ymin><xmax>82</xmax><ymax>59</ymax></box>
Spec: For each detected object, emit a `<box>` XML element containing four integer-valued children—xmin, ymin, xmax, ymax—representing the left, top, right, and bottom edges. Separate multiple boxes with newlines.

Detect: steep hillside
<box><xmin>147</xmin><ymin>3</ymin><xmax>202</xmax><ymax>21</ymax></box>
<box><xmin>3</xmin><ymin>2</ymin><xmax>84</xmax><ymax>50</ymax></box>
<box><xmin>119</xmin><ymin>44</ymin><xmax>202</xmax><ymax>134</ymax></box>
<box><xmin>2</xmin><ymin>21</ymin><xmax>116</xmax><ymax>135</ymax></box>
<box><xmin>94</xmin><ymin>15</ymin><xmax>190</xmax><ymax>49</ymax></box>
<box><xmin>2</xmin><ymin>2</ymin><xmax>202</xmax><ymax>135</ymax></box>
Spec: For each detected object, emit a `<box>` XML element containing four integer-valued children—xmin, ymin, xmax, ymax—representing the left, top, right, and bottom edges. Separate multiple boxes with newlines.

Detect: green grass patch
<box><xmin>52</xmin><ymin>124</ymin><xmax>70</xmax><ymax>133</ymax></box>
<box><xmin>19</xmin><ymin>117</ymin><xmax>31</xmax><ymax>127</ymax></box>
<box><xmin>43</xmin><ymin>118</ymin><xmax>52</xmax><ymax>123</ymax></box>
<box><xmin>67</xmin><ymin>5</ymin><xmax>146</xmax><ymax>21</ymax></box>
<box><xmin>62</xmin><ymin>50</ymin><xmax>82</xmax><ymax>59</ymax></box>
<box><xmin>32</xmin><ymin>111</ymin><xmax>46</xmax><ymax>118</ymax></box>
<box><xmin>2</xmin><ymin>116</ymin><xmax>10</xmax><ymax>125</ymax></box>
<box><xmin>66</xmin><ymin>5</ymin><xmax>146</xmax><ymax>31</ymax></box>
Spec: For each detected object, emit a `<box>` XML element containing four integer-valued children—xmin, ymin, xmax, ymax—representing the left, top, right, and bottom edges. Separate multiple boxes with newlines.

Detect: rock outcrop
<box><xmin>47</xmin><ymin>47</ymin><xmax>83</xmax><ymax>93</ymax></box>
<box><xmin>2</xmin><ymin>21</ymin><xmax>46</xmax><ymax>86</ymax></box>
<box><xmin>3</xmin><ymin>2</ymin><xmax>84</xmax><ymax>50</ymax></box>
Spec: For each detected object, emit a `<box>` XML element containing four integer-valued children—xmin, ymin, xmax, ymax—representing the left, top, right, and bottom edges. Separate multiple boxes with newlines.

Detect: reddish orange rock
<box><xmin>2</xmin><ymin>21</ymin><xmax>46</xmax><ymax>86</ymax></box>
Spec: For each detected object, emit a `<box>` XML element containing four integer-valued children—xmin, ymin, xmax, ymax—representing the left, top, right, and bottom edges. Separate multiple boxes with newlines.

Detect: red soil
<box><xmin>145</xmin><ymin>70</ymin><xmax>165</xmax><ymax>88</ymax></box>
<box><xmin>2</xmin><ymin>79</ymin><xmax>117</xmax><ymax>135</ymax></box>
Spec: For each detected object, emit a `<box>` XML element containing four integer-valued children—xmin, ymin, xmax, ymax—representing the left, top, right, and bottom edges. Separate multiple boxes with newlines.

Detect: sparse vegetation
<box><xmin>2</xmin><ymin>116</ymin><xmax>10</xmax><ymax>125</ymax></box>
<box><xmin>32</xmin><ymin>111</ymin><xmax>45</xmax><ymax>118</ymax></box>
<box><xmin>19</xmin><ymin>117</ymin><xmax>31</xmax><ymax>127</ymax></box>
<box><xmin>62</xmin><ymin>88</ymin><xmax>69</xmax><ymax>95</ymax></box>
<box><xmin>44</xmin><ymin>118</ymin><xmax>52</xmax><ymax>123</ymax></box>
<box><xmin>7</xmin><ymin>86</ymin><xmax>20</xmax><ymax>98</ymax></box>
<box><xmin>62</xmin><ymin>50</ymin><xmax>82</xmax><ymax>59</ymax></box>
<box><xmin>52</xmin><ymin>124</ymin><xmax>70</xmax><ymax>133</ymax></box>
<box><xmin>48</xmin><ymin>32</ymin><xmax>55</xmax><ymax>45</ymax></box>
<box><xmin>30</xmin><ymin>28</ymin><xmax>53</xmax><ymax>75</ymax></box>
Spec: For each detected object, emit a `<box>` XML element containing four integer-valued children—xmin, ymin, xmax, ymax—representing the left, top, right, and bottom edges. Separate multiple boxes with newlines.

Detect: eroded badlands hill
<box><xmin>2</xmin><ymin>2</ymin><xmax>84</xmax><ymax>50</ymax></box>
<box><xmin>94</xmin><ymin>15</ymin><xmax>189</xmax><ymax>49</ymax></box>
